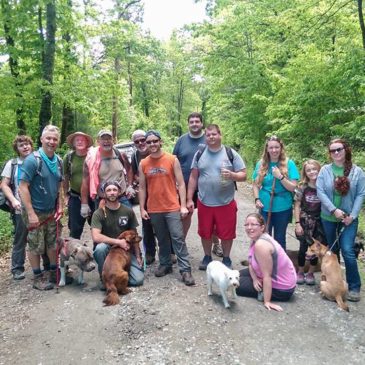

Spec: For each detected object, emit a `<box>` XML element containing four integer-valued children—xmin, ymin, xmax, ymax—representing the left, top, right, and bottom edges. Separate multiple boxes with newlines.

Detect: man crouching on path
<box><xmin>138</xmin><ymin>130</ymin><xmax>195</xmax><ymax>286</ymax></box>
<box><xmin>19</xmin><ymin>125</ymin><xmax>63</xmax><ymax>290</ymax></box>
<box><xmin>91</xmin><ymin>181</ymin><xmax>144</xmax><ymax>291</ymax></box>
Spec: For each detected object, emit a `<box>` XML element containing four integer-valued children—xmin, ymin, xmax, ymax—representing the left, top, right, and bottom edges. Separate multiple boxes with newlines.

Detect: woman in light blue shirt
<box><xmin>253</xmin><ymin>136</ymin><xmax>299</xmax><ymax>250</ymax></box>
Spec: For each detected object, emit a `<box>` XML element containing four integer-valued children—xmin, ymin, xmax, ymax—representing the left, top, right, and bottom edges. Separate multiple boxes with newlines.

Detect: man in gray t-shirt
<box><xmin>187</xmin><ymin>124</ymin><xmax>246</xmax><ymax>270</ymax></box>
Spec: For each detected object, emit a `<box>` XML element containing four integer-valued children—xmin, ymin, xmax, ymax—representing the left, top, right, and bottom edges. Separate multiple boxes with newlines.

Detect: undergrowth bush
<box><xmin>0</xmin><ymin>210</ymin><xmax>13</xmax><ymax>254</ymax></box>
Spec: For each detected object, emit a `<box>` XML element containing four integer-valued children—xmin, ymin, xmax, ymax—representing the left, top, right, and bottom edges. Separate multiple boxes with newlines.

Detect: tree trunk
<box><xmin>358</xmin><ymin>0</ymin><xmax>365</xmax><ymax>50</ymax></box>
<box><xmin>38</xmin><ymin>1</ymin><xmax>57</xmax><ymax>137</ymax></box>
<box><xmin>141</xmin><ymin>82</ymin><xmax>149</xmax><ymax>117</ymax></box>
<box><xmin>1</xmin><ymin>0</ymin><xmax>26</xmax><ymax>134</ymax></box>
<box><xmin>112</xmin><ymin>57</ymin><xmax>122</xmax><ymax>141</ymax></box>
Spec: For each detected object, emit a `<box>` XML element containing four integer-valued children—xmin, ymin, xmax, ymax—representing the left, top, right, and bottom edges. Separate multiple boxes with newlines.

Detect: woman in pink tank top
<box><xmin>236</xmin><ymin>213</ymin><xmax>297</xmax><ymax>311</ymax></box>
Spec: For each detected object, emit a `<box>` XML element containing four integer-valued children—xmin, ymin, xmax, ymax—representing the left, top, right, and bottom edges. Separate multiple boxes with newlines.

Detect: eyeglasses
<box><xmin>329</xmin><ymin>147</ymin><xmax>344</xmax><ymax>154</ymax></box>
<box><xmin>244</xmin><ymin>223</ymin><xmax>262</xmax><ymax>227</ymax></box>
<box><xmin>146</xmin><ymin>139</ymin><xmax>160</xmax><ymax>145</ymax></box>
<box><xmin>134</xmin><ymin>138</ymin><xmax>146</xmax><ymax>145</ymax></box>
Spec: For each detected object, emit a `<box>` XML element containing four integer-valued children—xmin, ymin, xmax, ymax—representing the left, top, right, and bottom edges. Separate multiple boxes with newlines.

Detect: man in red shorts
<box><xmin>187</xmin><ymin>124</ymin><xmax>246</xmax><ymax>269</ymax></box>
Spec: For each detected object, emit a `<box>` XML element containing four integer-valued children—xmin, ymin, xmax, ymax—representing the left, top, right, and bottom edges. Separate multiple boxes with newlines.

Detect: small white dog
<box><xmin>207</xmin><ymin>261</ymin><xmax>240</xmax><ymax>308</ymax></box>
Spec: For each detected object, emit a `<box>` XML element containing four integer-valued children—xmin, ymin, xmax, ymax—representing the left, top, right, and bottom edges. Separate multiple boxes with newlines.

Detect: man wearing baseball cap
<box><xmin>80</xmin><ymin>129</ymin><xmax>134</xmax><ymax>219</ymax></box>
<box><xmin>63</xmin><ymin>131</ymin><xmax>93</xmax><ymax>239</ymax></box>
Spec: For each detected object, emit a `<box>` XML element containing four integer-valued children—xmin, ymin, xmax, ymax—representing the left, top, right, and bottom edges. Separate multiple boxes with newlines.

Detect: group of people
<box><xmin>1</xmin><ymin>113</ymin><xmax>364</xmax><ymax>310</ymax></box>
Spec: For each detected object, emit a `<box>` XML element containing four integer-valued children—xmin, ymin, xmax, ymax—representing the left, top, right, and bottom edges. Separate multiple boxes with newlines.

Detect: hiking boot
<box><xmin>171</xmin><ymin>254</ymin><xmax>177</xmax><ymax>264</ymax></box>
<box><xmin>155</xmin><ymin>265</ymin><xmax>173</xmax><ymax>277</ymax></box>
<box><xmin>181</xmin><ymin>271</ymin><xmax>195</xmax><ymax>286</ymax></box>
<box><xmin>33</xmin><ymin>273</ymin><xmax>54</xmax><ymax>291</ymax></box>
<box><xmin>13</xmin><ymin>270</ymin><xmax>25</xmax><ymax>280</ymax></box>
<box><xmin>199</xmin><ymin>255</ymin><xmax>212</xmax><ymax>271</ymax></box>
<box><xmin>145</xmin><ymin>253</ymin><xmax>156</xmax><ymax>266</ymax></box>
<box><xmin>305</xmin><ymin>272</ymin><xmax>315</xmax><ymax>285</ymax></box>
<box><xmin>212</xmin><ymin>241</ymin><xmax>223</xmax><ymax>257</ymax></box>
<box><xmin>222</xmin><ymin>257</ymin><xmax>232</xmax><ymax>269</ymax></box>
<box><xmin>347</xmin><ymin>290</ymin><xmax>361</xmax><ymax>302</ymax></box>
<box><xmin>297</xmin><ymin>272</ymin><xmax>305</xmax><ymax>285</ymax></box>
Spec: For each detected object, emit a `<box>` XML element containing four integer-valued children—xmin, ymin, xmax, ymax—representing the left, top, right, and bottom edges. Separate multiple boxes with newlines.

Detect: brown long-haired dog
<box><xmin>102</xmin><ymin>230</ymin><xmax>142</xmax><ymax>306</ymax></box>
<box><xmin>306</xmin><ymin>240</ymin><xmax>349</xmax><ymax>312</ymax></box>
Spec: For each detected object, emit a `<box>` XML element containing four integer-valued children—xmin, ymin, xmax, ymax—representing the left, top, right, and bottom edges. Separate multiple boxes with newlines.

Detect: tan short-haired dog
<box><xmin>306</xmin><ymin>240</ymin><xmax>349</xmax><ymax>312</ymax></box>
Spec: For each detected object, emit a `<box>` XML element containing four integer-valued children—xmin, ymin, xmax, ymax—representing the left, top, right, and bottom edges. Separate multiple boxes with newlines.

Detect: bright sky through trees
<box><xmin>142</xmin><ymin>0</ymin><xmax>207</xmax><ymax>40</ymax></box>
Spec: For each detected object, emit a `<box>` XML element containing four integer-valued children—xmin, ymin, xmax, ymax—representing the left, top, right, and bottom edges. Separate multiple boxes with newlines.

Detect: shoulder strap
<box><xmin>225</xmin><ymin>146</ymin><xmax>234</xmax><ymax>164</ymax></box>
<box><xmin>9</xmin><ymin>158</ymin><xmax>18</xmax><ymax>187</ymax></box>
<box><xmin>113</xmin><ymin>147</ymin><xmax>125</xmax><ymax>167</ymax></box>
<box><xmin>195</xmin><ymin>145</ymin><xmax>206</xmax><ymax>163</ymax></box>
<box><xmin>33</xmin><ymin>151</ymin><xmax>43</xmax><ymax>176</ymax></box>
<box><xmin>66</xmin><ymin>151</ymin><xmax>74</xmax><ymax>173</ymax></box>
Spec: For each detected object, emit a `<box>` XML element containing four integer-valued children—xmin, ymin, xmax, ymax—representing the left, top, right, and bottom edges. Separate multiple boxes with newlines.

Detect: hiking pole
<box><xmin>265</xmin><ymin>177</ymin><xmax>276</xmax><ymax>233</ymax></box>
<box><xmin>55</xmin><ymin>219</ymin><xmax>61</xmax><ymax>294</ymax></box>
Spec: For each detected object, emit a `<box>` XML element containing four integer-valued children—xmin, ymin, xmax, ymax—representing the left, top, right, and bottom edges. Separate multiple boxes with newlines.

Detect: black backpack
<box><xmin>0</xmin><ymin>158</ymin><xmax>18</xmax><ymax>212</ymax></box>
<box><xmin>195</xmin><ymin>145</ymin><xmax>238</xmax><ymax>190</ymax></box>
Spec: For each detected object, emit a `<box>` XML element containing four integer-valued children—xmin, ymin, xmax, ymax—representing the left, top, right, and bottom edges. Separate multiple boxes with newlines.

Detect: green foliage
<box><xmin>0</xmin><ymin>211</ymin><xmax>12</xmax><ymax>254</ymax></box>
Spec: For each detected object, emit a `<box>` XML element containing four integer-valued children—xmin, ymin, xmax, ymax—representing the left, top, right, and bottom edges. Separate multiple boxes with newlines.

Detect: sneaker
<box><xmin>305</xmin><ymin>272</ymin><xmax>315</xmax><ymax>285</ymax></box>
<box><xmin>33</xmin><ymin>273</ymin><xmax>54</xmax><ymax>291</ymax></box>
<box><xmin>212</xmin><ymin>241</ymin><xmax>223</xmax><ymax>257</ymax></box>
<box><xmin>171</xmin><ymin>254</ymin><xmax>177</xmax><ymax>264</ymax></box>
<box><xmin>257</xmin><ymin>291</ymin><xmax>264</xmax><ymax>302</ymax></box>
<box><xmin>155</xmin><ymin>265</ymin><xmax>173</xmax><ymax>277</ymax></box>
<box><xmin>199</xmin><ymin>255</ymin><xmax>212</xmax><ymax>271</ymax></box>
<box><xmin>181</xmin><ymin>271</ymin><xmax>195</xmax><ymax>286</ymax></box>
<box><xmin>297</xmin><ymin>272</ymin><xmax>305</xmax><ymax>285</ymax></box>
<box><xmin>347</xmin><ymin>290</ymin><xmax>361</xmax><ymax>302</ymax></box>
<box><xmin>13</xmin><ymin>270</ymin><xmax>25</xmax><ymax>280</ymax></box>
<box><xmin>222</xmin><ymin>257</ymin><xmax>232</xmax><ymax>269</ymax></box>
<box><xmin>145</xmin><ymin>254</ymin><xmax>156</xmax><ymax>266</ymax></box>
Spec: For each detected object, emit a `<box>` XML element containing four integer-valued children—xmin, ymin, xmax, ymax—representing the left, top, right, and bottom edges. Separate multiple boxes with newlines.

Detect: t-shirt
<box><xmin>252</xmin><ymin>159</ymin><xmax>300</xmax><ymax>212</ymax></box>
<box><xmin>140</xmin><ymin>152</ymin><xmax>180</xmax><ymax>213</ymax></box>
<box><xmin>249</xmin><ymin>233</ymin><xmax>297</xmax><ymax>290</ymax></box>
<box><xmin>294</xmin><ymin>184</ymin><xmax>321</xmax><ymax>217</ymax></box>
<box><xmin>191</xmin><ymin>146</ymin><xmax>245</xmax><ymax>206</ymax></box>
<box><xmin>91</xmin><ymin>204</ymin><xmax>138</xmax><ymax>238</ymax></box>
<box><xmin>63</xmin><ymin>152</ymin><xmax>86</xmax><ymax>194</ymax></box>
<box><xmin>173</xmin><ymin>133</ymin><xmax>206</xmax><ymax>185</ymax></box>
<box><xmin>97</xmin><ymin>150</ymin><xmax>126</xmax><ymax>197</ymax></box>
<box><xmin>1</xmin><ymin>157</ymin><xmax>23</xmax><ymax>213</ymax></box>
<box><xmin>20</xmin><ymin>151</ymin><xmax>62</xmax><ymax>212</ymax></box>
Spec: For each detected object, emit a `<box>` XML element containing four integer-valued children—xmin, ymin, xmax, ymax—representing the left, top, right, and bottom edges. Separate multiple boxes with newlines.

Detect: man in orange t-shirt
<box><xmin>139</xmin><ymin>130</ymin><xmax>195</xmax><ymax>286</ymax></box>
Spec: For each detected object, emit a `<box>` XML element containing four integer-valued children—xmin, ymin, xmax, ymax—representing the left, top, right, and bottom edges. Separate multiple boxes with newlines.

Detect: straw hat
<box><xmin>66</xmin><ymin>132</ymin><xmax>93</xmax><ymax>148</ymax></box>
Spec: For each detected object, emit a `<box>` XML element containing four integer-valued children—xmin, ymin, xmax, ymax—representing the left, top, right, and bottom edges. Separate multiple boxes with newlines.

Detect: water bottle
<box><xmin>221</xmin><ymin>159</ymin><xmax>231</xmax><ymax>186</ymax></box>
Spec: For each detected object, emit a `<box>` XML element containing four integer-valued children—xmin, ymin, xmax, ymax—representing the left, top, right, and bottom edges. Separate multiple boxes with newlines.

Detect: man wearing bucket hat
<box><xmin>63</xmin><ymin>131</ymin><xmax>93</xmax><ymax>239</ymax></box>
<box><xmin>80</xmin><ymin>129</ymin><xmax>134</xmax><ymax>218</ymax></box>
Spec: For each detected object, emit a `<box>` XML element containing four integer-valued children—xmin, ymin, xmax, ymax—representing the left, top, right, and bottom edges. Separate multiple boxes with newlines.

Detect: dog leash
<box><xmin>328</xmin><ymin>225</ymin><xmax>345</xmax><ymax>253</ymax></box>
<box><xmin>55</xmin><ymin>220</ymin><xmax>61</xmax><ymax>293</ymax></box>
<box><xmin>27</xmin><ymin>214</ymin><xmax>55</xmax><ymax>232</ymax></box>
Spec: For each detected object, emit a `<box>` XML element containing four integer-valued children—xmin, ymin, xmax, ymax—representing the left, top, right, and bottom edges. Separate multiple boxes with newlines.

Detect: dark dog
<box><xmin>306</xmin><ymin>240</ymin><xmax>349</xmax><ymax>312</ymax></box>
<box><xmin>286</xmin><ymin>249</ymin><xmax>321</xmax><ymax>273</ymax></box>
<box><xmin>102</xmin><ymin>230</ymin><xmax>142</xmax><ymax>306</ymax></box>
<box><xmin>58</xmin><ymin>237</ymin><xmax>96</xmax><ymax>286</ymax></box>
<box><xmin>355</xmin><ymin>241</ymin><xmax>364</xmax><ymax>260</ymax></box>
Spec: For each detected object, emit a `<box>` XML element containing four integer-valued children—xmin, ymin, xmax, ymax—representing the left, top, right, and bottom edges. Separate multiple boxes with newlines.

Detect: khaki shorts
<box><xmin>22</xmin><ymin>210</ymin><xmax>59</xmax><ymax>255</ymax></box>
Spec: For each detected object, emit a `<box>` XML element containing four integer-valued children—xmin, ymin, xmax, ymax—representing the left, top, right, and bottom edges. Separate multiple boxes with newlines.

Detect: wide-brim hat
<box><xmin>66</xmin><ymin>132</ymin><xmax>93</xmax><ymax>148</ymax></box>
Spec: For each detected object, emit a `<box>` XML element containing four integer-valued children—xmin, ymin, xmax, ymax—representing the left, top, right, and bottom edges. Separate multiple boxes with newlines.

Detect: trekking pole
<box><xmin>265</xmin><ymin>177</ymin><xmax>276</xmax><ymax>232</ymax></box>
<box><xmin>55</xmin><ymin>219</ymin><xmax>61</xmax><ymax>294</ymax></box>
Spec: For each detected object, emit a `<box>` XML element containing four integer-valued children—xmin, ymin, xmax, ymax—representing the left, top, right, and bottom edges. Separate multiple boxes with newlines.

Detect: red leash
<box><xmin>27</xmin><ymin>214</ymin><xmax>55</xmax><ymax>232</ymax></box>
<box><xmin>55</xmin><ymin>220</ymin><xmax>60</xmax><ymax>292</ymax></box>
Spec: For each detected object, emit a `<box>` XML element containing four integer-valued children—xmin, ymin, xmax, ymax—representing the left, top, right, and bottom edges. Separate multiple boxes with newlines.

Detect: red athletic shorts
<box><xmin>197</xmin><ymin>199</ymin><xmax>237</xmax><ymax>240</ymax></box>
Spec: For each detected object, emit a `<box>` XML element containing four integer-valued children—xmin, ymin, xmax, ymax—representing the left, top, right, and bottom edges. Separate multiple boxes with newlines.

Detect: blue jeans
<box><xmin>149</xmin><ymin>211</ymin><xmax>191</xmax><ymax>272</ymax></box>
<box><xmin>68</xmin><ymin>194</ymin><xmax>92</xmax><ymax>239</ymax></box>
<box><xmin>93</xmin><ymin>243</ymin><xmax>144</xmax><ymax>286</ymax></box>
<box><xmin>11</xmin><ymin>213</ymin><xmax>27</xmax><ymax>273</ymax></box>
<box><xmin>321</xmin><ymin>219</ymin><xmax>361</xmax><ymax>292</ymax></box>
<box><xmin>261</xmin><ymin>208</ymin><xmax>292</xmax><ymax>251</ymax></box>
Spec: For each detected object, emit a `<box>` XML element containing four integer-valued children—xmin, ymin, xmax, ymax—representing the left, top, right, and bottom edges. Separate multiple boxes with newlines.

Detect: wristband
<box><xmin>280</xmin><ymin>175</ymin><xmax>285</xmax><ymax>181</ymax></box>
<box><xmin>330</xmin><ymin>208</ymin><xmax>337</xmax><ymax>215</ymax></box>
<box><xmin>255</xmin><ymin>198</ymin><xmax>260</xmax><ymax>203</ymax></box>
<box><xmin>295</xmin><ymin>221</ymin><xmax>300</xmax><ymax>224</ymax></box>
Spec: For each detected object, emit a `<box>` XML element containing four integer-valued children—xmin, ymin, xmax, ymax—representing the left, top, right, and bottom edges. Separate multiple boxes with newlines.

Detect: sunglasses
<box><xmin>146</xmin><ymin>139</ymin><xmax>160</xmax><ymax>145</ymax></box>
<box><xmin>329</xmin><ymin>147</ymin><xmax>344</xmax><ymax>154</ymax></box>
<box><xmin>134</xmin><ymin>138</ymin><xmax>146</xmax><ymax>145</ymax></box>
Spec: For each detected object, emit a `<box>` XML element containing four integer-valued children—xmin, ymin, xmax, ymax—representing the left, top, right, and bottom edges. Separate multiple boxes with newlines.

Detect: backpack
<box><xmin>0</xmin><ymin>158</ymin><xmax>18</xmax><ymax>212</ymax></box>
<box><xmin>32</xmin><ymin>151</ymin><xmax>63</xmax><ymax>180</ymax></box>
<box><xmin>195</xmin><ymin>145</ymin><xmax>237</xmax><ymax>190</ymax></box>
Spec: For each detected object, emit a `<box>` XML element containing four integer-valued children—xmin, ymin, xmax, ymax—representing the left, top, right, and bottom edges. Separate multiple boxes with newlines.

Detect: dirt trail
<box><xmin>0</xmin><ymin>184</ymin><xmax>364</xmax><ymax>365</ymax></box>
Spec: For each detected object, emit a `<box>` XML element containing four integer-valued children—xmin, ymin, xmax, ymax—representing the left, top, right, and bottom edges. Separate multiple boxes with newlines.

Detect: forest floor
<box><xmin>0</xmin><ymin>183</ymin><xmax>364</xmax><ymax>365</ymax></box>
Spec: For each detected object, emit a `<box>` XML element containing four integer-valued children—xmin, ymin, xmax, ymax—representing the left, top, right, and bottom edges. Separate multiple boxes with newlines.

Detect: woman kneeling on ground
<box><xmin>236</xmin><ymin>213</ymin><xmax>297</xmax><ymax>311</ymax></box>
